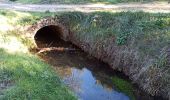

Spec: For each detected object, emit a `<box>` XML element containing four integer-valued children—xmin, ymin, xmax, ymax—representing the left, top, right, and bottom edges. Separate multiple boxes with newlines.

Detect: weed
<box><xmin>111</xmin><ymin>76</ymin><xmax>135</xmax><ymax>100</ymax></box>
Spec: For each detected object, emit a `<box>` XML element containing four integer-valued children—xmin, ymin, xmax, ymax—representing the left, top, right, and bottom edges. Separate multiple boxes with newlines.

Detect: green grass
<box><xmin>3</xmin><ymin>10</ymin><xmax>169</xmax><ymax>67</ymax></box>
<box><xmin>2</xmin><ymin>9</ymin><xmax>170</xmax><ymax>68</ymax></box>
<box><xmin>11</xmin><ymin>0</ymin><xmax>169</xmax><ymax>4</ymax></box>
<box><xmin>0</xmin><ymin>10</ymin><xmax>76</xmax><ymax>100</ymax></box>
<box><xmin>54</xmin><ymin>11</ymin><xmax>170</xmax><ymax>93</ymax></box>
<box><xmin>0</xmin><ymin>49</ymin><xmax>76</xmax><ymax>100</ymax></box>
<box><xmin>56</xmin><ymin>12</ymin><xmax>170</xmax><ymax>58</ymax></box>
<box><xmin>0</xmin><ymin>9</ymin><xmax>170</xmax><ymax>99</ymax></box>
<box><xmin>111</xmin><ymin>76</ymin><xmax>135</xmax><ymax>100</ymax></box>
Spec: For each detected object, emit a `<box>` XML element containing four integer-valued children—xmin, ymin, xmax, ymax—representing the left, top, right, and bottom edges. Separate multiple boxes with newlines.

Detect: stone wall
<box><xmin>28</xmin><ymin>17</ymin><xmax>69</xmax><ymax>42</ymax></box>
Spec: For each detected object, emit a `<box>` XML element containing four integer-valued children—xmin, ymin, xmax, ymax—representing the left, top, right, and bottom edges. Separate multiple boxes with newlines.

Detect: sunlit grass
<box><xmin>0</xmin><ymin>10</ymin><xmax>34</xmax><ymax>25</ymax></box>
<box><xmin>0</xmin><ymin>49</ymin><xmax>76</xmax><ymax>100</ymax></box>
<box><xmin>1</xmin><ymin>9</ymin><xmax>170</xmax><ymax>73</ymax></box>
<box><xmin>0</xmin><ymin>10</ymin><xmax>76</xmax><ymax>100</ymax></box>
<box><xmin>0</xmin><ymin>33</ymin><xmax>28</xmax><ymax>53</ymax></box>
<box><xmin>0</xmin><ymin>9</ymin><xmax>170</xmax><ymax>99</ymax></box>
<box><xmin>0</xmin><ymin>15</ymin><xmax>13</xmax><ymax>32</ymax></box>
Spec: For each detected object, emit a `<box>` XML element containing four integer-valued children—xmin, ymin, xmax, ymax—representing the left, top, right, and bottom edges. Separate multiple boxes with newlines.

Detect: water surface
<box><xmin>34</xmin><ymin>27</ymin><xmax>163</xmax><ymax>100</ymax></box>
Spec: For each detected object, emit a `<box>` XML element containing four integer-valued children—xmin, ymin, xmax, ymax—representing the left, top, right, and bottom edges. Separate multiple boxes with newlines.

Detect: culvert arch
<box><xmin>27</xmin><ymin>17</ymin><xmax>169</xmax><ymax>100</ymax></box>
<box><xmin>29</xmin><ymin>17</ymin><xmax>69</xmax><ymax>43</ymax></box>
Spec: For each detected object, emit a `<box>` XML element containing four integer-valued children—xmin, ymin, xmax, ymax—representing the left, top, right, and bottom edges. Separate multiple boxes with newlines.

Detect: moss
<box><xmin>111</xmin><ymin>76</ymin><xmax>135</xmax><ymax>100</ymax></box>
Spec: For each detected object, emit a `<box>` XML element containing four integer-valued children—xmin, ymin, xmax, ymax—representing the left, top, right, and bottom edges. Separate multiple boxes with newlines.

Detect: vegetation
<box><xmin>56</xmin><ymin>11</ymin><xmax>170</xmax><ymax>96</ymax></box>
<box><xmin>7</xmin><ymin>8</ymin><xmax>170</xmax><ymax>84</ymax></box>
<box><xmin>0</xmin><ymin>49</ymin><xmax>76</xmax><ymax>100</ymax></box>
<box><xmin>10</xmin><ymin>0</ymin><xmax>169</xmax><ymax>4</ymax></box>
<box><xmin>0</xmin><ymin>10</ymin><xmax>76</xmax><ymax>100</ymax></box>
<box><xmin>0</xmin><ymin>9</ymin><xmax>170</xmax><ymax>99</ymax></box>
<box><xmin>111</xmin><ymin>76</ymin><xmax>135</xmax><ymax>100</ymax></box>
<box><xmin>57</xmin><ymin>12</ymin><xmax>170</xmax><ymax>58</ymax></box>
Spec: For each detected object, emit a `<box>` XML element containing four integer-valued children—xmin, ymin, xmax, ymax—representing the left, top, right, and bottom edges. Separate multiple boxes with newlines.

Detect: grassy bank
<box><xmin>10</xmin><ymin>0</ymin><xmax>169</xmax><ymax>4</ymax></box>
<box><xmin>0</xmin><ymin>9</ymin><xmax>170</xmax><ymax>99</ymax></box>
<box><xmin>34</xmin><ymin>11</ymin><xmax>170</xmax><ymax>98</ymax></box>
<box><xmin>57</xmin><ymin>11</ymin><xmax>170</xmax><ymax>58</ymax></box>
<box><xmin>0</xmin><ymin>49</ymin><xmax>76</xmax><ymax>100</ymax></box>
<box><xmin>0</xmin><ymin>10</ymin><xmax>76</xmax><ymax>100</ymax></box>
<box><xmin>55</xmin><ymin>11</ymin><xmax>170</xmax><ymax>98</ymax></box>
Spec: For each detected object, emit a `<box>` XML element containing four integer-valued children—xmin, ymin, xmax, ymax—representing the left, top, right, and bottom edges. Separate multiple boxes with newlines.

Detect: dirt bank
<box><xmin>68</xmin><ymin>31</ymin><xmax>170</xmax><ymax>99</ymax></box>
<box><xmin>29</xmin><ymin>15</ymin><xmax>170</xmax><ymax>99</ymax></box>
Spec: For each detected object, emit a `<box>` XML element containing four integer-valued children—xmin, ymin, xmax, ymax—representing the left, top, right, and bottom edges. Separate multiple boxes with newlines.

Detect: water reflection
<box><xmin>34</xmin><ymin>28</ymin><xmax>161</xmax><ymax>100</ymax></box>
<box><xmin>63</xmin><ymin>68</ymin><xmax>129</xmax><ymax>100</ymax></box>
<box><xmin>40</xmin><ymin>51</ymin><xmax>130</xmax><ymax>100</ymax></box>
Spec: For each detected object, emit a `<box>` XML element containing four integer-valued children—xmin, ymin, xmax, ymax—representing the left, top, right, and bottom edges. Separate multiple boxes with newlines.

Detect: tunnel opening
<box><xmin>33</xmin><ymin>25</ymin><xmax>165</xmax><ymax>100</ymax></box>
<box><xmin>34</xmin><ymin>25</ymin><xmax>74</xmax><ymax>49</ymax></box>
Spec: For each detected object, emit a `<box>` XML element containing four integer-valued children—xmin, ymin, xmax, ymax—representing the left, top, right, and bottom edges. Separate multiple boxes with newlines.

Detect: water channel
<box><xmin>34</xmin><ymin>26</ymin><xmax>164</xmax><ymax>100</ymax></box>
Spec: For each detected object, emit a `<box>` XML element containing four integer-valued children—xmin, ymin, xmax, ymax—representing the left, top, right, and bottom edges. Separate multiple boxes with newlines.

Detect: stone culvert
<box><xmin>28</xmin><ymin>17</ymin><xmax>169</xmax><ymax>100</ymax></box>
<box><xmin>28</xmin><ymin>17</ymin><xmax>69</xmax><ymax>42</ymax></box>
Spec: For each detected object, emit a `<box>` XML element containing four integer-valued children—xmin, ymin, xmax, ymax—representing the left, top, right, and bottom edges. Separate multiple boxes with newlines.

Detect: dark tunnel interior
<box><xmin>34</xmin><ymin>25</ymin><xmax>72</xmax><ymax>48</ymax></box>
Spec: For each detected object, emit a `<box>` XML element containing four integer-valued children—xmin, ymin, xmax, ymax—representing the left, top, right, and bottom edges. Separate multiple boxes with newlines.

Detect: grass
<box><xmin>56</xmin><ymin>12</ymin><xmax>170</xmax><ymax>58</ymax></box>
<box><xmin>0</xmin><ymin>9</ymin><xmax>170</xmax><ymax>99</ymax></box>
<box><xmin>0</xmin><ymin>10</ymin><xmax>76</xmax><ymax>100</ymax></box>
<box><xmin>0</xmin><ymin>49</ymin><xmax>76</xmax><ymax>100</ymax></box>
<box><xmin>0</xmin><ymin>11</ymin><xmax>170</xmax><ymax>69</ymax></box>
<box><xmin>10</xmin><ymin>0</ymin><xmax>170</xmax><ymax>4</ymax></box>
<box><xmin>111</xmin><ymin>76</ymin><xmax>135</xmax><ymax>100</ymax></box>
<box><xmin>0</xmin><ymin>8</ymin><xmax>170</xmax><ymax>74</ymax></box>
<box><xmin>55</xmin><ymin>11</ymin><xmax>170</xmax><ymax>96</ymax></box>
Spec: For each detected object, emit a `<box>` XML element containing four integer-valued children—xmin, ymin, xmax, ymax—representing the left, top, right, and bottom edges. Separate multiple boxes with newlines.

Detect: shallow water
<box><xmin>40</xmin><ymin>50</ymin><xmax>130</xmax><ymax>100</ymax></box>
<box><xmin>34</xmin><ymin>27</ymin><xmax>164</xmax><ymax>100</ymax></box>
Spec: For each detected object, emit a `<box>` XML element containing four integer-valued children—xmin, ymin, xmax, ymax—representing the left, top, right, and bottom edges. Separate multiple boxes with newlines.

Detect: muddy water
<box><xmin>34</xmin><ymin>29</ymin><xmax>162</xmax><ymax>100</ymax></box>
